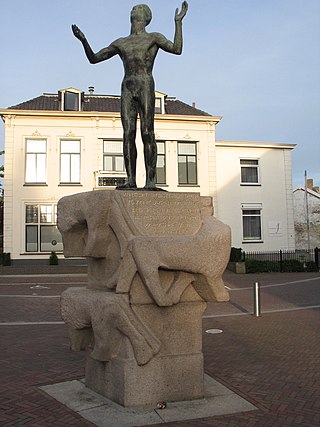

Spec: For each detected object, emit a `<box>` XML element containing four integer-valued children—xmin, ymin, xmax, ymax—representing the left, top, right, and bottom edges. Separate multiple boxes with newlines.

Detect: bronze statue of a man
<box><xmin>72</xmin><ymin>2</ymin><xmax>188</xmax><ymax>190</ymax></box>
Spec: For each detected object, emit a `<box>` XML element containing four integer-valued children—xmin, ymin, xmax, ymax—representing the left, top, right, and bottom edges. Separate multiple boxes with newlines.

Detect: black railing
<box><xmin>98</xmin><ymin>176</ymin><xmax>126</xmax><ymax>187</ymax></box>
<box><xmin>243</xmin><ymin>248</ymin><xmax>319</xmax><ymax>272</ymax></box>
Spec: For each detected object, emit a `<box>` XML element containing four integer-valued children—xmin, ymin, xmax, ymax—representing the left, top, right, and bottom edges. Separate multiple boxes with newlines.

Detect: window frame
<box><xmin>25</xmin><ymin>204</ymin><xmax>63</xmax><ymax>253</ymax></box>
<box><xmin>242</xmin><ymin>204</ymin><xmax>263</xmax><ymax>242</ymax></box>
<box><xmin>240</xmin><ymin>158</ymin><xmax>260</xmax><ymax>185</ymax></box>
<box><xmin>156</xmin><ymin>141</ymin><xmax>166</xmax><ymax>185</ymax></box>
<box><xmin>102</xmin><ymin>139</ymin><xmax>125</xmax><ymax>173</ymax></box>
<box><xmin>155</xmin><ymin>97</ymin><xmax>163</xmax><ymax>114</ymax></box>
<box><xmin>60</xmin><ymin>139</ymin><xmax>81</xmax><ymax>184</ymax></box>
<box><xmin>177</xmin><ymin>142</ymin><xmax>198</xmax><ymax>185</ymax></box>
<box><xmin>25</xmin><ymin>139</ymin><xmax>47</xmax><ymax>184</ymax></box>
<box><xmin>59</xmin><ymin>90</ymin><xmax>83</xmax><ymax>111</ymax></box>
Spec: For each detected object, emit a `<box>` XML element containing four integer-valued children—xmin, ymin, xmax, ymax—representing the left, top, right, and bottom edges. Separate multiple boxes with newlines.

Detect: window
<box><xmin>178</xmin><ymin>142</ymin><xmax>197</xmax><ymax>185</ymax></box>
<box><xmin>25</xmin><ymin>204</ymin><xmax>63</xmax><ymax>252</ymax></box>
<box><xmin>59</xmin><ymin>90</ymin><xmax>83</xmax><ymax>111</ymax></box>
<box><xmin>242</xmin><ymin>206</ymin><xmax>262</xmax><ymax>241</ymax></box>
<box><xmin>103</xmin><ymin>140</ymin><xmax>124</xmax><ymax>172</ymax></box>
<box><xmin>25</xmin><ymin>139</ymin><xmax>47</xmax><ymax>184</ymax></box>
<box><xmin>156</xmin><ymin>142</ymin><xmax>166</xmax><ymax>184</ymax></box>
<box><xmin>64</xmin><ymin>91</ymin><xmax>80</xmax><ymax>111</ymax></box>
<box><xmin>60</xmin><ymin>140</ymin><xmax>81</xmax><ymax>183</ymax></box>
<box><xmin>155</xmin><ymin>97</ymin><xmax>162</xmax><ymax>114</ymax></box>
<box><xmin>240</xmin><ymin>159</ymin><xmax>260</xmax><ymax>184</ymax></box>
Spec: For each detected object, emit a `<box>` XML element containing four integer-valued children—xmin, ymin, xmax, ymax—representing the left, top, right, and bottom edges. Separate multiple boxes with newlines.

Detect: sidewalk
<box><xmin>0</xmin><ymin>271</ymin><xmax>319</xmax><ymax>426</ymax></box>
<box><xmin>0</xmin><ymin>264</ymin><xmax>87</xmax><ymax>276</ymax></box>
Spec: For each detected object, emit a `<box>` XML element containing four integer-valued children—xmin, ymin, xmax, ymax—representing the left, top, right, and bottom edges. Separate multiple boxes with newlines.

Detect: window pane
<box><xmin>26</xmin><ymin>225</ymin><xmax>38</xmax><ymax>252</ymax></box>
<box><xmin>243</xmin><ymin>210</ymin><xmax>260</xmax><ymax>215</ymax></box>
<box><xmin>240</xmin><ymin>159</ymin><xmax>259</xmax><ymax>183</ymax></box>
<box><xmin>61</xmin><ymin>140</ymin><xmax>80</xmax><ymax>153</ymax></box>
<box><xmin>64</xmin><ymin>92</ymin><xmax>79</xmax><ymax>111</ymax></box>
<box><xmin>26</xmin><ymin>153</ymin><xmax>46</xmax><ymax>183</ymax></box>
<box><xmin>155</xmin><ymin>98</ymin><xmax>162</xmax><ymax>113</ymax></box>
<box><xmin>156</xmin><ymin>155</ymin><xmax>166</xmax><ymax>184</ymax></box>
<box><xmin>157</xmin><ymin>142</ymin><xmax>165</xmax><ymax>155</ymax></box>
<box><xmin>241</xmin><ymin>167</ymin><xmax>258</xmax><ymax>183</ymax></box>
<box><xmin>26</xmin><ymin>140</ymin><xmax>46</xmax><ymax>153</ymax></box>
<box><xmin>240</xmin><ymin>159</ymin><xmax>258</xmax><ymax>166</ymax></box>
<box><xmin>36</xmin><ymin>153</ymin><xmax>46</xmax><ymax>182</ymax></box>
<box><xmin>178</xmin><ymin>156</ymin><xmax>187</xmax><ymax>184</ymax></box>
<box><xmin>40</xmin><ymin>205</ymin><xmax>53</xmax><ymax>223</ymax></box>
<box><xmin>103</xmin><ymin>156</ymin><xmax>113</xmax><ymax>171</ymax></box>
<box><xmin>187</xmin><ymin>157</ymin><xmax>197</xmax><ymax>184</ymax></box>
<box><xmin>103</xmin><ymin>141</ymin><xmax>123</xmax><ymax>153</ymax></box>
<box><xmin>70</xmin><ymin>154</ymin><xmax>80</xmax><ymax>182</ymax></box>
<box><xmin>115</xmin><ymin>156</ymin><xmax>124</xmax><ymax>171</ymax></box>
<box><xmin>26</xmin><ymin>154</ymin><xmax>36</xmax><ymax>182</ymax></box>
<box><xmin>26</xmin><ymin>205</ymin><xmax>38</xmax><ymax>223</ymax></box>
<box><xmin>40</xmin><ymin>226</ymin><xmax>63</xmax><ymax>252</ymax></box>
<box><xmin>178</xmin><ymin>143</ymin><xmax>196</xmax><ymax>155</ymax></box>
<box><xmin>243</xmin><ymin>212</ymin><xmax>262</xmax><ymax>240</ymax></box>
<box><xmin>60</xmin><ymin>154</ymin><xmax>70</xmax><ymax>182</ymax></box>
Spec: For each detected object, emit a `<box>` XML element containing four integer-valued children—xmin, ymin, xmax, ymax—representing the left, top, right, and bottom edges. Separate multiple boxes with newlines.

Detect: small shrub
<box><xmin>230</xmin><ymin>247</ymin><xmax>243</xmax><ymax>262</ymax></box>
<box><xmin>245</xmin><ymin>259</ymin><xmax>279</xmax><ymax>273</ymax></box>
<box><xmin>49</xmin><ymin>251</ymin><xmax>59</xmax><ymax>265</ymax></box>
<box><xmin>305</xmin><ymin>261</ymin><xmax>318</xmax><ymax>272</ymax></box>
<box><xmin>282</xmin><ymin>259</ymin><xmax>304</xmax><ymax>272</ymax></box>
<box><xmin>2</xmin><ymin>252</ymin><xmax>11</xmax><ymax>266</ymax></box>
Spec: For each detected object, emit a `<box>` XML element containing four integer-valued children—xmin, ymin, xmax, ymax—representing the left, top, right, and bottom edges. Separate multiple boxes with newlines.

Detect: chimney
<box><xmin>306</xmin><ymin>178</ymin><xmax>319</xmax><ymax>193</ymax></box>
<box><xmin>307</xmin><ymin>178</ymin><xmax>313</xmax><ymax>189</ymax></box>
<box><xmin>88</xmin><ymin>86</ymin><xmax>94</xmax><ymax>94</ymax></box>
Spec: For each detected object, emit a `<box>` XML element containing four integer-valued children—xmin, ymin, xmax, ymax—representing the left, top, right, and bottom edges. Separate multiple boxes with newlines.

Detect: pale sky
<box><xmin>1</xmin><ymin>0</ymin><xmax>319</xmax><ymax>188</ymax></box>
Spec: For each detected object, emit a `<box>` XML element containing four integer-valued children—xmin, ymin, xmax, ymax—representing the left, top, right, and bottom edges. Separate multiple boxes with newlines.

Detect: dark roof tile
<box><xmin>8</xmin><ymin>93</ymin><xmax>211</xmax><ymax>116</ymax></box>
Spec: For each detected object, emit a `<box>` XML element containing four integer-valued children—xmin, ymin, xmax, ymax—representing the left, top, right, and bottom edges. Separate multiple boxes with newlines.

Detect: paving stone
<box><xmin>0</xmin><ymin>271</ymin><xmax>319</xmax><ymax>426</ymax></box>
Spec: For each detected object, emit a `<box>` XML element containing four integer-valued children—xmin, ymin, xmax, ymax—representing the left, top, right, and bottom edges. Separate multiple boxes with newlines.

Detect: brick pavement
<box><xmin>0</xmin><ymin>324</ymin><xmax>95</xmax><ymax>426</ymax></box>
<box><xmin>0</xmin><ymin>271</ymin><xmax>319</xmax><ymax>426</ymax></box>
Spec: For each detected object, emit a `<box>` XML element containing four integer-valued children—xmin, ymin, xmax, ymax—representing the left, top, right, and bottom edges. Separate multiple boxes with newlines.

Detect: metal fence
<box><xmin>243</xmin><ymin>248</ymin><xmax>319</xmax><ymax>272</ymax></box>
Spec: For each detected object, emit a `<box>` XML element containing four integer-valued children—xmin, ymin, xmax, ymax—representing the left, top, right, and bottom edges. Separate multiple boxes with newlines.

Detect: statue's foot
<box><xmin>131</xmin><ymin>334</ymin><xmax>159</xmax><ymax>365</ymax></box>
<box><xmin>116</xmin><ymin>182</ymin><xmax>137</xmax><ymax>190</ymax></box>
<box><xmin>154</xmin><ymin>294</ymin><xmax>174</xmax><ymax>307</ymax></box>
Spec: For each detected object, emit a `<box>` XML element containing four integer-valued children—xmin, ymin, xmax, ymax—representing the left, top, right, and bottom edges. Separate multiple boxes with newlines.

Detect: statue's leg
<box><xmin>91</xmin><ymin>301</ymin><xmax>159</xmax><ymax>366</ymax></box>
<box><xmin>204</xmin><ymin>273</ymin><xmax>229</xmax><ymax>302</ymax></box>
<box><xmin>113</xmin><ymin>303</ymin><xmax>159</xmax><ymax>365</ymax></box>
<box><xmin>118</xmin><ymin>89</ymin><xmax>138</xmax><ymax>189</ymax></box>
<box><xmin>131</xmin><ymin>238</ymin><xmax>173</xmax><ymax>306</ymax></box>
<box><xmin>139</xmin><ymin>84</ymin><xmax>157</xmax><ymax>189</ymax></box>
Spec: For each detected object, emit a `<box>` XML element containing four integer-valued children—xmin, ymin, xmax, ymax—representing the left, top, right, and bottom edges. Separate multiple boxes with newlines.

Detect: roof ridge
<box><xmin>5</xmin><ymin>91</ymin><xmax>211</xmax><ymax>116</ymax></box>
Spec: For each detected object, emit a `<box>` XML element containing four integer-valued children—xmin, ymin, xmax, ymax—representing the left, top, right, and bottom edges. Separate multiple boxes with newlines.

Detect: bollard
<box><xmin>253</xmin><ymin>281</ymin><xmax>261</xmax><ymax>317</ymax></box>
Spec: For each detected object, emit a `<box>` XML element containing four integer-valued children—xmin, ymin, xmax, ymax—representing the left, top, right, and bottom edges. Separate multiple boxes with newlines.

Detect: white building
<box><xmin>0</xmin><ymin>88</ymin><xmax>296</xmax><ymax>263</ymax></box>
<box><xmin>293</xmin><ymin>179</ymin><xmax>320</xmax><ymax>249</ymax></box>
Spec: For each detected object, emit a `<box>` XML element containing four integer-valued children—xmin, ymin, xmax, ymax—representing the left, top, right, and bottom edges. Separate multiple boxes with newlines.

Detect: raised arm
<box><xmin>155</xmin><ymin>1</ymin><xmax>188</xmax><ymax>55</ymax></box>
<box><xmin>72</xmin><ymin>24</ymin><xmax>118</xmax><ymax>64</ymax></box>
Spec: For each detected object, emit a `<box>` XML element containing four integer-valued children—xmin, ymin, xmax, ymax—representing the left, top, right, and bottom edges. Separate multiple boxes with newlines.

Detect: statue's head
<box><xmin>130</xmin><ymin>4</ymin><xmax>152</xmax><ymax>26</ymax></box>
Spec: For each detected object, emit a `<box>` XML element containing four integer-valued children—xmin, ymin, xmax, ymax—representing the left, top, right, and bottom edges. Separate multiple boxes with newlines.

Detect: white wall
<box><xmin>215</xmin><ymin>143</ymin><xmax>295</xmax><ymax>251</ymax></box>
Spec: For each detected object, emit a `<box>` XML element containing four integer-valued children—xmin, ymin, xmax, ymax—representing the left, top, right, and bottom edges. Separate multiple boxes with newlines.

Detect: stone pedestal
<box><xmin>85</xmin><ymin>297</ymin><xmax>206</xmax><ymax>406</ymax></box>
<box><xmin>58</xmin><ymin>191</ymin><xmax>231</xmax><ymax>407</ymax></box>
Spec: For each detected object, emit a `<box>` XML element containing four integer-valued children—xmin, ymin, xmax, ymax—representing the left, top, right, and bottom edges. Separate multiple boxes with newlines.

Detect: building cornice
<box><xmin>216</xmin><ymin>140</ymin><xmax>296</xmax><ymax>150</ymax></box>
<box><xmin>0</xmin><ymin>109</ymin><xmax>222</xmax><ymax>125</ymax></box>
